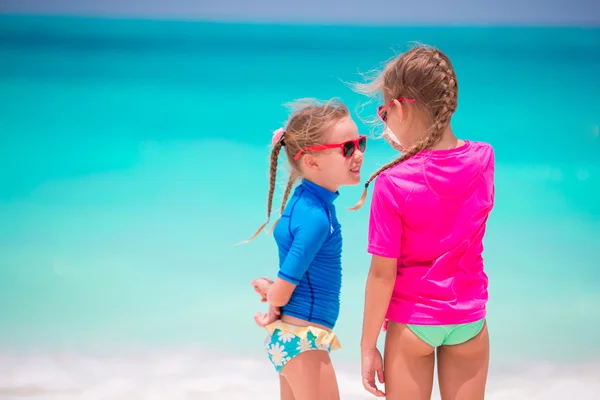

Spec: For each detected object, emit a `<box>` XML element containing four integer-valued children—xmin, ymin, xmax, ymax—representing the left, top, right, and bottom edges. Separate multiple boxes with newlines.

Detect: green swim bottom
<box><xmin>407</xmin><ymin>318</ymin><xmax>486</xmax><ymax>348</ymax></box>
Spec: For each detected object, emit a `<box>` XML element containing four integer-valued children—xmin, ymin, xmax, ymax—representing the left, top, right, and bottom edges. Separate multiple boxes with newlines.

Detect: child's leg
<box><xmin>436</xmin><ymin>322</ymin><xmax>489</xmax><ymax>400</ymax></box>
<box><xmin>383</xmin><ymin>321</ymin><xmax>436</xmax><ymax>400</ymax></box>
<box><xmin>281</xmin><ymin>350</ymin><xmax>340</xmax><ymax>400</ymax></box>
<box><xmin>279</xmin><ymin>374</ymin><xmax>295</xmax><ymax>400</ymax></box>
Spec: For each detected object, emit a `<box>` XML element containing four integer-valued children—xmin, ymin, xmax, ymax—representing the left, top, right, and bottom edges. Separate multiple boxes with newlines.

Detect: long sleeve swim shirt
<box><xmin>273</xmin><ymin>179</ymin><xmax>342</xmax><ymax>330</ymax></box>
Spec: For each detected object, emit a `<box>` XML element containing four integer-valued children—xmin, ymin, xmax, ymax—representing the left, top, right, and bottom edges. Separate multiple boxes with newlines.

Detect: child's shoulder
<box><xmin>372</xmin><ymin>167</ymin><xmax>409</xmax><ymax>199</ymax></box>
<box><xmin>289</xmin><ymin>192</ymin><xmax>329</xmax><ymax>221</ymax></box>
<box><xmin>288</xmin><ymin>198</ymin><xmax>331</xmax><ymax>236</ymax></box>
<box><xmin>469</xmin><ymin>140</ymin><xmax>494</xmax><ymax>153</ymax></box>
<box><xmin>468</xmin><ymin>140</ymin><xmax>495</xmax><ymax>169</ymax></box>
<box><xmin>374</xmin><ymin>158</ymin><xmax>420</xmax><ymax>190</ymax></box>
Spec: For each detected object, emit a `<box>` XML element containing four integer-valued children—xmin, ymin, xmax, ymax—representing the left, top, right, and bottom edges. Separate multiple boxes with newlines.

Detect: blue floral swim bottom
<box><xmin>264</xmin><ymin>321</ymin><xmax>342</xmax><ymax>373</ymax></box>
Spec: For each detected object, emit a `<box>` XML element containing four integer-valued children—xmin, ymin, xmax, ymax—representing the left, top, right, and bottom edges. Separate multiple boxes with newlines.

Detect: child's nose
<box><xmin>354</xmin><ymin>148</ymin><xmax>365</xmax><ymax>161</ymax></box>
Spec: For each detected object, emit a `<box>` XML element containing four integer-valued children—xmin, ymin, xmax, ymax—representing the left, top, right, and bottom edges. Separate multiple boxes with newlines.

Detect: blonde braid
<box><xmin>279</xmin><ymin>173</ymin><xmax>296</xmax><ymax>215</ymax></box>
<box><xmin>430</xmin><ymin>50</ymin><xmax>458</xmax><ymax>137</ymax></box>
<box><xmin>235</xmin><ymin>141</ymin><xmax>283</xmax><ymax>245</ymax></box>
<box><xmin>268</xmin><ymin>173</ymin><xmax>297</xmax><ymax>233</ymax></box>
<box><xmin>349</xmin><ymin>140</ymin><xmax>426</xmax><ymax>211</ymax></box>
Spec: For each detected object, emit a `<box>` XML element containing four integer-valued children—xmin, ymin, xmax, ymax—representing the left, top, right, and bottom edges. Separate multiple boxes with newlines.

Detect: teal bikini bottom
<box><xmin>407</xmin><ymin>318</ymin><xmax>486</xmax><ymax>347</ymax></box>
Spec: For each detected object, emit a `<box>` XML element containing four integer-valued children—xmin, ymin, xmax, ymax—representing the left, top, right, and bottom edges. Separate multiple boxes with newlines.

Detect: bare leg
<box><xmin>279</xmin><ymin>374</ymin><xmax>295</xmax><ymax>400</ymax></box>
<box><xmin>384</xmin><ymin>321</ymin><xmax>436</xmax><ymax>400</ymax></box>
<box><xmin>281</xmin><ymin>350</ymin><xmax>340</xmax><ymax>400</ymax></box>
<box><xmin>437</xmin><ymin>322</ymin><xmax>490</xmax><ymax>400</ymax></box>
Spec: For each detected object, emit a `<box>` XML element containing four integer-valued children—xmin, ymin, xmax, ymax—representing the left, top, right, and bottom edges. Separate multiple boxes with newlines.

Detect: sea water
<box><xmin>0</xmin><ymin>15</ymin><xmax>599</xmax><ymax>399</ymax></box>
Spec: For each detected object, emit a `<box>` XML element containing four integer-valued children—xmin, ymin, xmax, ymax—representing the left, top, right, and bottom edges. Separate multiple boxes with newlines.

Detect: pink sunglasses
<box><xmin>293</xmin><ymin>136</ymin><xmax>367</xmax><ymax>161</ymax></box>
<box><xmin>377</xmin><ymin>97</ymin><xmax>415</xmax><ymax>122</ymax></box>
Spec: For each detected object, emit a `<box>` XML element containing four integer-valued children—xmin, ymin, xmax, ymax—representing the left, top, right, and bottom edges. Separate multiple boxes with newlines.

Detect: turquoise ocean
<box><xmin>0</xmin><ymin>15</ymin><xmax>599</xmax><ymax>399</ymax></box>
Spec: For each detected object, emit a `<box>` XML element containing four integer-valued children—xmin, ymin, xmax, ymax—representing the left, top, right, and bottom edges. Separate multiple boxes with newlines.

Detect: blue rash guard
<box><xmin>273</xmin><ymin>179</ymin><xmax>343</xmax><ymax>330</ymax></box>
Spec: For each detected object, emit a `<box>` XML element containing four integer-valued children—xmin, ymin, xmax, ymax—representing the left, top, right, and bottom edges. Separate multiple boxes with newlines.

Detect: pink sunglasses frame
<box><xmin>377</xmin><ymin>97</ymin><xmax>415</xmax><ymax>122</ymax></box>
<box><xmin>293</xmin><ymin>135</ymin><xmax>367</xmax><ymax>161</ymax></box>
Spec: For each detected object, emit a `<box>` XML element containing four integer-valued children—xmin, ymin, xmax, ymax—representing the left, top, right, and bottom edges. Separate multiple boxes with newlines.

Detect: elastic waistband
<box><xmin>265</xmin><ymin>321</ymin><xmax>341</xmax><ymax>348</ymax></box>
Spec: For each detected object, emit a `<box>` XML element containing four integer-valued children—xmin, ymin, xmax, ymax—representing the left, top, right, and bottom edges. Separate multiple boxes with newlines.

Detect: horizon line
<box><xmin>1</xmin><ymin>12</ymin><xmax>599</xmax><ymax>29</ymax></box>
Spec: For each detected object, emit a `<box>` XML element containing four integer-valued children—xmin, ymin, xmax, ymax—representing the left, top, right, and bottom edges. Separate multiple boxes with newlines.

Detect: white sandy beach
<box><xmin>1</xmin><ymin>349</ymin><xmax>599</xmax><ymax>400</ymax></box>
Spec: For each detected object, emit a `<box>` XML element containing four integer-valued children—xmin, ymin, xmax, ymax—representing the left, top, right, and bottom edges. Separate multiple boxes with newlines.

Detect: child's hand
<box><xmin>361</xmin><ymin>347</ymin><xmax>385</xmax><ymax>397</ymax></box>
<box><xmin>254</xmin><ymin>305</ymin><xmax>280</xmax><ymax>327</ymax></box>
<box><xmin>251</xmin><ymin>277</ymin><xmax>274</xmax><ymax>303</ymax></box>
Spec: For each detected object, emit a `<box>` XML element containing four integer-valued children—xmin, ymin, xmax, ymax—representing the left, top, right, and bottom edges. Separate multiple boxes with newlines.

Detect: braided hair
<box><xmin>350</xmin><ymin>45</ymin><xmax>459</xmax><ymax>210</ymax></box>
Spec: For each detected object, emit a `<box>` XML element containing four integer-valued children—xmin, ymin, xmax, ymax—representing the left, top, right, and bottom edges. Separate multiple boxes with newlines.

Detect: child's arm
<box><xmin>267</xmin><ymin>207</ymin><xmax>331</xmax><ymax>308</ymax></box>
<box><xmin>359</xmin><ymin>255</ymin><xmax>395</xmax><ymax>398</ymax></box>
<box><xmin>360</xmin><ymin>173</ymin><xmax>402</xmax><ymax>397</ymax></box>
<box><xmin>251</xmin><ymin>277</ymin><xmax>296</xmax><ymax>328</ymax></box>
<box><xmin>251</xmin><ymin>277</ymin><xmax>279</xmax><ymax>327</ymax></box>
<box><xmin>362</xmin><ymin>172</ymin><xmax>403</xmax><ymax>349</ymax></box>
<box><xmin>361</xmin><ymin>255</ymin><xmax>397</xmax><ymax>351</ymax></box>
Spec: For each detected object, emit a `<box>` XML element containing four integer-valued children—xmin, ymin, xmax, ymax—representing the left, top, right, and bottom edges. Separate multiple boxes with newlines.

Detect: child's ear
<box><xmin>392</xmin><ymin>99</ymin><xmax>405</xmax><ymax>122</ymax></box>
<box><xmin>302</xmin><ymin>154</ymin><xmax>320</xmax><ymax>171</ymax></box>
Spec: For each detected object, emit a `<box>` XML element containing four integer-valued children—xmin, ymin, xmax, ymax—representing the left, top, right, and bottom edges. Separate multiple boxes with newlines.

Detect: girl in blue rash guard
<box><xmin>240</xmin><ymin>99</ymin><xmax>366</xmax><ymax>400</ymax></box>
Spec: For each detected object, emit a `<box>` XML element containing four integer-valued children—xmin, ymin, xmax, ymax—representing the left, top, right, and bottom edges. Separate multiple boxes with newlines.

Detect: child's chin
<box><xmin>346</xmin><ymin>174</ymin><xmax>362</xmax><ymax>186</ymax></box>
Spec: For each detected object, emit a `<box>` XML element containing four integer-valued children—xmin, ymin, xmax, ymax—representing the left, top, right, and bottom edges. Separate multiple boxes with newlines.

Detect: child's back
<box><xmin>369</xmin><ymin>140</ymin><xmax>495</xmax><ymax>325</ymax></box>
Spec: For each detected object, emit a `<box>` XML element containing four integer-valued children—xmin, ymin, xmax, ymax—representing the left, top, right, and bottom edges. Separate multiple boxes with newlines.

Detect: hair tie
<box><xmin>272</xmin><ymin>128</ymin><xmax>286</xmax><ymax>146</ymax></box>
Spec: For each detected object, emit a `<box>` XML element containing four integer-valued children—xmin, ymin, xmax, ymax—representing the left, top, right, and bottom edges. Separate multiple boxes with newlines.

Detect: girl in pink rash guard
<box><xmin>352</xmin><ymin>45</ymin><xmax>495</xmax><ymax>400</ymax></box>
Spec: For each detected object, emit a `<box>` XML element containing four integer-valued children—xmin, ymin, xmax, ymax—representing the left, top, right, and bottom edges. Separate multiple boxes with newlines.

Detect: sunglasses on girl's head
<box><xmin>377</xmin><ymin>97</ymin><xmax>415</xmax><ymax>122</ymax></box>
<box><xmin>293</xmin><ymin>135</ymin><xmax>367</xmax><ymax>161</ymax></box>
